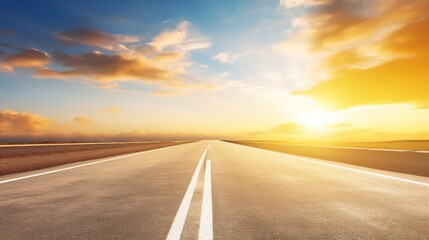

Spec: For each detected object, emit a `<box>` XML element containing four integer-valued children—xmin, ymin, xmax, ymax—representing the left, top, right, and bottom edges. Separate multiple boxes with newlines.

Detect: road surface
<box><xmin>0</xmin><ymin>140</ymin><xmax>428</xmax><ymax>239</ymax></box>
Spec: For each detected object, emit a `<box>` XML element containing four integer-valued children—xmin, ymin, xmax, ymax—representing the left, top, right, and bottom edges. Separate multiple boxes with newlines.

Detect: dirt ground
<box><xmin>0</xmin><ymin>142</ymin><xmax>188</xmax><ymax>176</ymax></box>
<box><xmin>237</xmin><ymin>140</ymin><xmax>429</xmax><ymax>151</ymax></box>
<box><xmin>228</xmin><ymin>141</ymin><xmax>429</xmax><ymax>177</ymax></box>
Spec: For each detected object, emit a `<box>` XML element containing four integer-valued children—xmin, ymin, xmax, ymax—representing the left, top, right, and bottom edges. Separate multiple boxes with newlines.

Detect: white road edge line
<box><xmin>199</xmin><ymin>160</ymin><xmax>213</xmax><ymax>240</ymax></box>
<box><xmin>0</xmin><ymin>144</ymin><xmax>181</xmax><ymax>185</ymax></box>
<box><xmin>166</xmin><ymin>148</ymin><xmax>207</xmax><ymax>240</ymax></box>
<box><xmin>242</xmin><ymin>145</ymin><xmax>429</xmax><ymax>187</ymax></box>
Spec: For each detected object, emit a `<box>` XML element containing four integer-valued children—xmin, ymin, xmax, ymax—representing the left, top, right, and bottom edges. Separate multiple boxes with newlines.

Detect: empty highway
<box><xmin>0</xmin><ymin>140</ymin><xmax>428</xmax><ymax>239</ymax></box>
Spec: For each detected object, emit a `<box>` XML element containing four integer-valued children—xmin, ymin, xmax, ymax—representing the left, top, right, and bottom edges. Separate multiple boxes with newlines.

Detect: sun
<box><xmin>297</xmin><ymin>110</ymin><xmax>337</xmax><ymax>129</ymax></box>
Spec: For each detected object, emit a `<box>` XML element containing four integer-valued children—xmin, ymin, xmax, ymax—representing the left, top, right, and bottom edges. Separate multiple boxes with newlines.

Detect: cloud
<box><xmin>293</xmin><ymin>55</ymin><xmax>429</xmax><ymax>110</ymax></box>
<box><xmin>152</xmin><ymin>89</ymin><xmax>181</xmax><ymax>96</ymax></box>
<box><xmin>149</xmin><ymin>21</ymin><xmax>188</xmax><ymax>51</ymax></box>
<box><xmin>35</xmin><ymin>51</ymin><xmax>180</xmax><ymax>85</ymax></box>
<box><xmin>283</xmin><ymin>0</ymin><xmax>429</xmax><ymax>109</ymax></box>
<box><xmin>149</xmin><ymin>21</ymin><xmax>210</xmax><ymax>52</ymax></box>
<box><xmin>271</xmin><ymin>122</ymin><xmax>349</xmax><ymax>133</ymax></box>
<box><xmin>272</xmin><ymin>122</ymin><xmax>302</xmax><ymax>132</ymax></box>
<box><xmin>221</xmin><ymin>71</ymin><xmax>229</xmax><ymax>77</ymax></box>
<box><xmin>2</xmin><ymin>22</ymin><xmax>213</xmax><ymax>92</ymax></box>
<box><xmin>324</xmin><ymin>50</ymin><xmax>367</xmax><ymax>69</ymax></box>
<box><xmin>1</xmin><ymin>48</ymin><xmax>49</xmax><ymax>71</ymax></box>
<box><xmin>213</xmin><ymin>52</ymin><xmax>238</xmax><ymax>63</ymax></box>
<box><xmin>0</xmin><ymin>109</ymin><xmax>49</xmax><ymax>133</ymax></box>
<box><xmin>55</xmin><ymin>28</ymin><xmax>139</xmax><ymax>51</ymax></box>
<box><xmin>291</xmin><ymin>0</ymin><xmax>429</xmax><ymax>52</ymax></box>
<box><xmin>103</xmin><ymin>106</ymin><xmax>119</xmax><ymax>113</ymax></box>
<box><xmin>280</xmin><ymin>0</ymin><xmax>330</xmax><ymax>9</ymax></box>
<box><xmin>152</xmin><ymin>52</ymin><xmax>185</xmax><ymax>63</ymax></box>
<box><xmin>251</xmin><ymin>122</ymin><xmax>355</xmax><ymax>141</ymax></box>
<box><xmin>73</xmin><ymin>116</ymin><xmax>92</xmax><ymax>126</ymax></box>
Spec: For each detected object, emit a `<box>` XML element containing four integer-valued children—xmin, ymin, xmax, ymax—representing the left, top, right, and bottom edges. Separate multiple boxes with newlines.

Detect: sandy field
<box><xmin>0</xmin><ymin>142</ymin><xmax>188</xmax><ymax>176</ymax></box>
<box><xmin>239</xmin><ymin>140</ymin><xmax>429</xmax><ymax>151</ymax></box>
<box><xmin>229</xmin><ymin>141</ymin><xmax>429</xmax><ymax>177</ymax></box>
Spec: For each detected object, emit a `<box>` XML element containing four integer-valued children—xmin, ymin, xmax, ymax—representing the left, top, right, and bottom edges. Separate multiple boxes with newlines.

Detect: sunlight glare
<box><xmin>298</xmin><ymin>110</ymin><xmax>337</xmax><ymax>129</ymax></box>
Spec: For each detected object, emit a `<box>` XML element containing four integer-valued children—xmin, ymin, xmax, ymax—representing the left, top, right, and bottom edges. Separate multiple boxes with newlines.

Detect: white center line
<box><xmin>199</xmin><ymin>160</ymin><xmax>213</xmax><ymax>240</ymax></box>
<box><xmin>0</xmin><ymin>144</ymin><xmax>181</xmax><ymax>185</ymax></box>
<box><xmin>166</xmin><ymin>148</ymin><xmax>207</xmax><ymax>240</ymax></box>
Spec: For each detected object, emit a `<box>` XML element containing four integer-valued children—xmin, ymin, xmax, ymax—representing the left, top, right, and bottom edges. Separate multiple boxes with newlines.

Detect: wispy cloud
<box><xmin>73</xmin><ymin>116</ymin><xmax>92</xmax><ymax>126</ymax></box>
<box><xmin>213</xmin><ymin>52</ymin><xmax>238</xmax><ymax>63</ymax></box>
<box><xmin>149</xmin><ymin>21</ymin><xmax>210</xmax><ymax>52</ymax></box>
<box><xmin>271</xmin><ymin>122</ymin><xmax>350</xmax><ymax>133</ymax></box>
<box><xmin>221</xmin><ymin>71</ymin><xmax>229</xmax><ymax>77</ymax></box>
<box><xmin>103</xmin><ymin>106</ymin><xmax>119</xmax><ymax>113</ymax></box>
<box><xmin>279</xmin><ymin>0</ymin><xmax>330</xmax><ymax>9</ymax></box>
<box><xmin>55</xmin><ymin>28</ymin><xmax>139</xmax><ymax>51</ymax></box>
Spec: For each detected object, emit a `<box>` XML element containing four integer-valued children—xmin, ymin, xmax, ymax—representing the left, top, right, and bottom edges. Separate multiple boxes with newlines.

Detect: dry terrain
<box><xmin>242</xmin><ymin>140</ymin><xmax>429</xmax><ymax>151</ymax></box>
<box><xmin>0</xmin><ymin>142</ymin><xmax>189</xmax><ymax>176</ymax></box>
<box><xmin>228</xmin><ymin>141</ymin><xmax>429</xmax><ymax>177</ymax></box>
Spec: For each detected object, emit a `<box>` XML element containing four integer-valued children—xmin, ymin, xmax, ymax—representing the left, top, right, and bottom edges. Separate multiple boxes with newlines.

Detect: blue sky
<box><xmin>0</xmin><ymin>0</ymin><xmax>296</xmax><ymax>139</ymax></box>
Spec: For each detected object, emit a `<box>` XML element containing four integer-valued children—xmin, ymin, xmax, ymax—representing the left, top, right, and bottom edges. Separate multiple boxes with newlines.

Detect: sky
<box><xmin>1</xmin><ymin>0</ymin><xmax>429</xmax><ymax>142</ymax></box>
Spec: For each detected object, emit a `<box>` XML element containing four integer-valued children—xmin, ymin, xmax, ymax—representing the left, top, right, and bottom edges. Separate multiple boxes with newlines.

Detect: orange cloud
<box><xmin>73</xmin><ymin>116</ymin><xmax>92</xmax><ymax>126</ymax></box>
<box><xmin>0</xmin><ymin>20</ymin><xmax>214</xmax><ymax>92</ymax></box>
<box><xmin>35</xmin><ymin>51</ymin><xmax>180</xmax><ymax>85</ymax></box>
<box><xmin>324</xmin><ymin>50</ymin><xmax>366</xmax><ymax>69</ymax></box>
<box><xmin>296</xmin><ymin>0</ymin><xmax>429</xmax><ymax>51</ymax></box>
<box><xmin>0</xmin><ymin>109</ymin><xmax>49</xmax><ymax>133</ymax></box>
<box><xmin>288</xmin><ymin>1</ymin><xmax>429</xmax><ymax>109</ymax></box>
<box><xmin>103</xmin><ymin>106</ymin><xmax>119</xmax><ymax>113</ymax></box>
<box><xmin>55</xmin><ymin>28</ymin><xmax>139</xmax><ymax>51</ymax></box>
<box><xmin>1</xmin><ymin>23</ymin><xmax>213</xmax><ymax>92</ymax></box>
<box><xmin>152</xmin><ymin>52</ymin><xmax>185</xmax><ymax>63</ymax></box>
<box><xmin>1</xmin><ymin>48</ymin><xmax>49</xmax><ymax>71</ymax></box>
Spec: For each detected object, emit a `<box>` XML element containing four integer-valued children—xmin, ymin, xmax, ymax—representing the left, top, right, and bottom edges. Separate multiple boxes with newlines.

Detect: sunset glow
<box><xmin>1</xmin><ymin>0</ymin><xmax>429</xmax><ymax>143</ymax></box>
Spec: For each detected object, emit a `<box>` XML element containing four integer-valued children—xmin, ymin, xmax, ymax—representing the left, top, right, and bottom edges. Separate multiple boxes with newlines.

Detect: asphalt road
<box><xmin>0</xmin><ymin>140</ymin><xmax>428</xmax><ymax>239</ymax></box>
